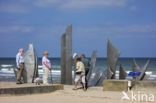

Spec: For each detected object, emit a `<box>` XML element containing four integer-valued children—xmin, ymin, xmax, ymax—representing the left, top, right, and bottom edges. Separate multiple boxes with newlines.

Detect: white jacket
<box><xmin>76</xmin><ymin>61</ymin><xmax>85</xmax><ymax>73</ymax></box>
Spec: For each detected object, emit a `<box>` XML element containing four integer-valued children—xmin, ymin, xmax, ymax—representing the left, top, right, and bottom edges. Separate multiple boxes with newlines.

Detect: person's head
<box><xmin>73</xmin><ymin>53</ymin><xmax>78</xmax><ymax>59</ymax></box>
<box><xmin>19</xmin><ymin>48</ymin><xmax>24</xmax><ymax>54</ymax></box>
<box><xmin>80</xmin><ymin>54</ymin><xmax>86</xmax><ymax>59</ymax></box>
<box><xmin>76</xmin><ymin>58</ymin><xmax>81</xmax><ymax>62</ymax></box>
<box><xmin>44</xmin><ymin>51</ymin><xmax>49</xmax><ymax>58</ymax></box>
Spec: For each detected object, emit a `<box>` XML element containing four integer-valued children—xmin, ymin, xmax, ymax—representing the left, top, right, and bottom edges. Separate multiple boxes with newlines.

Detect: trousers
<box><xmin>16</xmin><ymin>63</ymin><xmax>24</xmax><ymax>83</ymax></box>
<box><xmin>43</xmin><ymin>68</ymin><xmax>49</xmax><ymax>84</ymax></box>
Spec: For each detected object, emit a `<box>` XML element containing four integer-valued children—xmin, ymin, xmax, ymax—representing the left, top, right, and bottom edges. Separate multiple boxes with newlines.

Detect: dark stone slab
<box><xmin>107</xmin><ymin>39</ymin><xmax>121</xmax><ymax>79</ymax></box>
<box><xmin>61</xmin><ymin>24</ymin><xmax>72</xmax><ymax>85</ymax></box>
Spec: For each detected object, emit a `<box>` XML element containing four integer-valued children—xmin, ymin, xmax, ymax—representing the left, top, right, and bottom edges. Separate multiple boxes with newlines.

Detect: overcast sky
<box><xmin>0</xmin><ymin>0</ymin><xmax>156</xmax><ymax>57</ymax></box>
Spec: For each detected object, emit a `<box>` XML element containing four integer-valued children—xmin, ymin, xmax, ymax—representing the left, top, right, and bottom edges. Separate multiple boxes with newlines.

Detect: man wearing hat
<box><xmin>42</xmin><ymin>51</ymin><xmax>51</xmax><ymax>85</ymax></box>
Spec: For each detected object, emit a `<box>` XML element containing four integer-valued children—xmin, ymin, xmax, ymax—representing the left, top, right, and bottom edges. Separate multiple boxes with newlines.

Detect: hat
<box><xmin>44</xmin><ymin>51</ymin><xmax>49</xmax><ymax>55</ymax></box>
<box><xmin>73</xmin><ymin>53</ymin><xmax>78</xmax><ymax>59</ymax></box>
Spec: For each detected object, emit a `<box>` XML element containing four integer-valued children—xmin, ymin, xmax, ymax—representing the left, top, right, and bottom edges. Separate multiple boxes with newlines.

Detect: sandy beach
<box><xmin>0</xmin><ymin>85</ymin><xmax>156</xmax><ymax>103</ymax></box>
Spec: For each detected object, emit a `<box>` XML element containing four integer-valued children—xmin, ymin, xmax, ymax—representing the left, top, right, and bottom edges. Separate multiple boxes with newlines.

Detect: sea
<box><xmin>0</xmin><ymin>58</ymin><xmax>156</xmax><ymax>83</ymax></box>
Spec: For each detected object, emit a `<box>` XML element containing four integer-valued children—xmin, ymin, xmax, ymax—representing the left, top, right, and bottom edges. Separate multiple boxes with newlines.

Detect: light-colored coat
<box><xmin>76</xmin><ymin>61</ymin><xmax>85</xmax><ymax>73</ymax></box>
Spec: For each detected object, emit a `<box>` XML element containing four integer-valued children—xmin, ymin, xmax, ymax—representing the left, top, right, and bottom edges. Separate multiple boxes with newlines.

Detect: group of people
<box><xmin>16</xmin><ymin>49</ymin><xmax>90</xmax><ymax>91</ymax></box>
<box><xmin>73</xmin><ymin>53</ymin><xmax>90</xmax><ymax>91</ymax></box>
<box><xmin>16</xmin><ymin>49</ymin><xmax>51</xmax><ymax>85</ymax></box>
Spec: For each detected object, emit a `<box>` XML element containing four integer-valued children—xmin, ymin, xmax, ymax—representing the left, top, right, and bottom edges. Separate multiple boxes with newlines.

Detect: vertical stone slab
<box><xmin>61</xmin><ymin>24</ymin><xmax>72</xmax><ymax>85</ymax></box>
<box><xmin>107</xmin><ymin>39</ymin><xmax>121</xmax><ymax>79</ymax></box>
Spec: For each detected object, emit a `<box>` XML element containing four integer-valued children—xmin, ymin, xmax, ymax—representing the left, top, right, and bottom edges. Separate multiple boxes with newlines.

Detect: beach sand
<box><xmin>0</xmin><ymin>85</ymin><xmax>156</xmax><ymax>103</ymax></box>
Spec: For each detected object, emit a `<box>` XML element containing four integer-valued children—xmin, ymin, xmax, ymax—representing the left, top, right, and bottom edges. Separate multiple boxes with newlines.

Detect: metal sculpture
<box><xmin>107</xmin><ymin>39</ymin><xmax>121</xmax><ymax>79</ymax></box>
<box><xmin>61</xmin><ymin>24</ymin><xmax>72</xmax><ymax>85</ymax></box>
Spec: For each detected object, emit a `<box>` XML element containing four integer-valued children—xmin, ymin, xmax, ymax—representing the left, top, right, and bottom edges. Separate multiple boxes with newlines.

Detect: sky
<box><xmin>0</xmin><ymin>0</ymin><xmax>156</xmax><ymax>58</ymax></box>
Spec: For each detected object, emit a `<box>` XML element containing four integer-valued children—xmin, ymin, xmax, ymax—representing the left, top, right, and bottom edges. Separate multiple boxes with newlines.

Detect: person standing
<box><xmin>81</xmin><ymin>54</ymin><xmax>90</xmax><ymax>88</ymax></box>
<box><xmin>16</xmin><ymin>48</ymin><xmax>24</xmax><ymax>84</ymax></box>
<box><xmin>42</xmin><ymin>51</ymin><xmax>51</xmax><ymax>85</ymax></box>
<box><xmin>73</xmin><ymin>58</ymin><xmax>86</xmax><ymax>91</ymax></box>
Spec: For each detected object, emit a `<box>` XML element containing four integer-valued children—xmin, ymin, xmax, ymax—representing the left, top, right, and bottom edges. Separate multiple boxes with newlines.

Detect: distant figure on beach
<box><xmin>16</xmin><ymin>48</ymin><xmax>24</xmax><ymax>84</ymax></box>
<box><xmin>42</xmin><ymin>51</ymin><xmax>52</xmax><ymax>85</ymax></box>
<box><xmin>73</xmin><ymin>58</ymin><xmax>86</xmax><ymax>91</ymax></box>
<box><xmin>81</xmin><ymin>54</ymin><xmax>90</xmax><ymax>89</ymax></box>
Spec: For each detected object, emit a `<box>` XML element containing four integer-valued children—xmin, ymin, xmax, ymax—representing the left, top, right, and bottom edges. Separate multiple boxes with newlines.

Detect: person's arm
<box><xmin>43</xmin><ymin>62</ymin><xmax>51</xmax><ymax>70</ymax></box>
<box><xmin>16</xmin><ymin>54</ymin><xmax>20</xmax><ymax>69</ymax></box>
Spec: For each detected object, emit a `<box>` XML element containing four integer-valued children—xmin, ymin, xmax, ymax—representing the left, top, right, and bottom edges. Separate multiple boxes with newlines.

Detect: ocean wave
<box><xmin>0</xmin><ymin>69</ymin><xmax>154</xmax><ymax>74</ymax></box>
<box><xmin>0</xmin><ymin>69</ymin><xmax>156</xmax><ymax>80</ymax></box>
<box><xmin>38</xmin><ymin>65</ymin><xmax>61</xmax><ymax>69</ymax></box>
<box><xmin>38</xmin><ymin>65</ymin><xmax>42</xmax><ymax>68</ymax></box>
<box><xmin>1</xmin><ymin>64</ymin><xmax>13</xmax><ymax>68</ymax></box>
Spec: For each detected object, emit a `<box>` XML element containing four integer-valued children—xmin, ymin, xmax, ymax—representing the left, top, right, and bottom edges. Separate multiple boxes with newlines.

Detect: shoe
<box><xmin>16</xmin><ymin>81</ymin><xmax>21</xmax><ymax>84</ymax></box>
<box><xmin>72</xmin><ymin>88</ymin><xmax>78</xmax><ymax>90</ymax></box>
<box><xmin>83</xmin><ymin>88</ymin><xmax>87</xmax><ymax>91</ymax></box>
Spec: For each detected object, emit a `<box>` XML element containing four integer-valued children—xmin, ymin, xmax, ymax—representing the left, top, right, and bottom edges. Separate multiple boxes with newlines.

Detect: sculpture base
<box><xmin>103</xmin><ymin>80</ymin><xmax>129</xmax><ymax>91</ymax></box>
<box><xmin>0</xmin><ymin>82</ymin><xmax>63</xmax><ymax>95</ymax></box>
<box><xmin>132</xmin><ymin>81</ymin><xmax>156</xmax><ymax>91</ymax></box>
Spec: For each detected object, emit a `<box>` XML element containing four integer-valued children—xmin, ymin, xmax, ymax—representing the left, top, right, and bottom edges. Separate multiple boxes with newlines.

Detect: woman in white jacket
<box><xmin>73</xmin><ymin>58</ymin><xmax>86</xmax><ymax>91</ymax></box>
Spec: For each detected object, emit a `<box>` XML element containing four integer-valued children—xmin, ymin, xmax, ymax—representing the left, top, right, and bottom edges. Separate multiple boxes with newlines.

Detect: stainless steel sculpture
<box><xmin>132</xmin><ymin>59</ymin><xmax>150</xmax><ymax>81</ymax></box>
<box><xmin>61</xmin><ymin>24</ymin><xmax>72</xmax><ymax>85</ymax></box>
<box><xmin>23</xmin><ymin>44</ymin><xmax>38</xmax><ymax>83</ymax></box>
<box><xmin>107</xmin><ymin>39</ymin><xmax>121</xmax><ymax>79</ymax></box>
<box><xmin>119</xmin><ymin>64</ymin><xmax>127</xmax><ymax>80</ymax></box>
<box><xmin>88</xmin><ymin>69</ymin><xmax>102</xmax><ymax>86</ymax></box>
<box><xmin>132</xmin><ymin>59</ymin><xmax>140</xmax><ymax>72</ymax></box>
<box><xmin>96</xmin><ymin>69</ymin><xmax>107</xmax><ymax>86</ymax></box>
<box><xmin>86</xmin><ymin>51</ymin><xmax>97</xmax><ymax>81</ymax></box>
<box><xmin>138</xmin><ymin>60</ymin><xmax>150</xmax><ymax>80</ymax></box>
